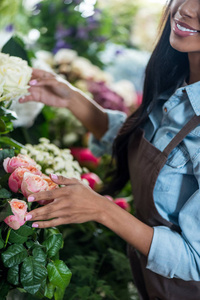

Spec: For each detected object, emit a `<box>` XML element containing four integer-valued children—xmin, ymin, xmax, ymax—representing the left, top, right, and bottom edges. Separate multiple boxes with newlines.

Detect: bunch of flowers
<box><xmin>0</xmin><ymin>151</ymin><xmax>72</xmax><ymax>299</ymax></box>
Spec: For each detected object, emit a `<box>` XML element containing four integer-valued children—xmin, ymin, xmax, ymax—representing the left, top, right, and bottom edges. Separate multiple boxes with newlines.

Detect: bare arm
<box><xmin>20</xmin><ymin>69</ymin><xmax>108</xmax><ymax>140</ymax></box>
<box><xmin>25</xmin><ymin>175</ymin><xmax>153</xmax><ymax>257</ymax></box>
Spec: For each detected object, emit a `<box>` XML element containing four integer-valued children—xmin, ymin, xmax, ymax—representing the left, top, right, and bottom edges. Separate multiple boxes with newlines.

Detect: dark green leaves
<box><xmin>8</xmin><ymin>225</ymin><xmax>34</xmax><ymax>244</ymax></box>
<box><xmin>42</xmin><ymin>233</ymin><xmax>63</xmax><ymax>258</ymax></box>
<box><xmin>0</xmin><ymin>229</ymin><xmax>4</xmax><ymax>249</ymax></box>
<box><xmin>1</xmin><ymin>227</ymin><xmax>71</xmax><ymax>299</ymax></box>
<box><xmin>1</xmin><ymin>244</ymin><xmax>28</xmax><ymax>267</ymax></box>
<box><xmin>20</xmin><ymin>256</ymin><xmax>48</xmax><ymax>294</ymax></box>
<box><xmin>47</xmin><ymin>260</ymin><xmax>72</xmax><ymax>289</ymax></box>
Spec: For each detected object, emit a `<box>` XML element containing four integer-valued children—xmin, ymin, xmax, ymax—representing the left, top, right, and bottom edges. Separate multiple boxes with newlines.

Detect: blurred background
<box><xmin>0</xmin><ymin>1</ymin><xmax>167</xmax><ymax>300</ymax></box>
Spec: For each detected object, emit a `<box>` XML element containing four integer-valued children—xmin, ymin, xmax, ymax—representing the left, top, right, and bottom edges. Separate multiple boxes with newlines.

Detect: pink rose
<box><xmin>105</xmin><ymin>195</ymin><xmax>130</xmax><ymax>211</ymax></box>
<box><xmin>37</xmin><ymin>174</ymin><xmax>58</xmax><ymax>205</ymax></box>
<box><xmin>70</xmin><ymin>147</ymin><xmax>100</xmax><ymax>169</ymax></box>
<box><xmin>3</xmin><ymin>154</ymin><xmax>37</xmax><ymax>173</ymax></box>
<box><xmin>21</xmin><ymin>172</ymin><xmax>49</xmax><ymax>198</ymax></box>
<box><xmin>81</xmin><ymin>172</ymin><xmax>102</xmax><ymax>191</ymax></box>
<box><xmin>4</xmin><ymin>199</ymin><xmax>28</xmax><ymax>230</ymax></box>
<box><xmin>113</xmin><ymin>198</ymin><xmax>130</xmax><ymax>211</ymax></box>
<box><xmin>42</xmin><ymin>174</ymin><xmax>58</xmax><ymax>191</ymax></box>
<box><xmin>8</xmin><ymin>166</ymin><xmax>42</xmax><ymax>193</ymax></box>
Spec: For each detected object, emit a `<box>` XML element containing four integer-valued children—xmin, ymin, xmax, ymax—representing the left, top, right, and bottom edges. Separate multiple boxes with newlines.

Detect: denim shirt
<box><xmin>89</xmin><ymin>81</ymin><xmax>200</xmax><ymax>281</ymax></box>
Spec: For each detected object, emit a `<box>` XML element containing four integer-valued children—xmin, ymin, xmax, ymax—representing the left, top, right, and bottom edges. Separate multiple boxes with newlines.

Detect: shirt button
<box><xmin>182</xmin><ymin>89</ymin><xmax>186</xmax><ymax>93</ymax></box>
<box><xmin>164</xmin><ymin>107</ymin><xmax>168</xmax><ymax>113</ymax></box>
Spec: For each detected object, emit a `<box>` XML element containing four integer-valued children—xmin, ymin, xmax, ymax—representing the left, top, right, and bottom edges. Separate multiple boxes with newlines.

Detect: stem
<box><xmin>4</xmin><ymin>228</ymin><xmax>11</xmax><ymax>248</ymax></box>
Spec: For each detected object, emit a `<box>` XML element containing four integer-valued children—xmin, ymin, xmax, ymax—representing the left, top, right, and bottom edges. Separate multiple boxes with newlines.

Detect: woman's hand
<box><xmin>25</xmin><ymin>174</ymin><xmax>108</xmax><ymax>228</ymax></box>
<box><xmin>20</xmin><ymin>68</ymin><xmax>108</xmax><ymax>139</ymax></box>
<box><xmin>19</xmin><ymin>68</ymin><xmax>78</xmax><ymax>108</ymax></box>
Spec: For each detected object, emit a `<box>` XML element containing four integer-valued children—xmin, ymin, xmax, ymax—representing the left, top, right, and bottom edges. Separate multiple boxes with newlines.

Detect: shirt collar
<box><xmin>183</xmin><ymin>81</ymin><xmax>200</xmax><ymax>116</ymax></box>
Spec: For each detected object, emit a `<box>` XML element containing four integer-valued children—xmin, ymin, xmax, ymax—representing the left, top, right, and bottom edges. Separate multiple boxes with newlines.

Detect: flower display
<box><xmin>4</xmin><ymin>199</ymin><xmax>27</xmax><ymax>230</ymax></box>
<box><xmin>0</xmin><ymin>150</ymin><xmax>72</xmax><ymax>298</ymax></box>
<box><xmin>0</xmin><ymin>53</ymin><xmax>32</xmax><ymax>103</ymax></box>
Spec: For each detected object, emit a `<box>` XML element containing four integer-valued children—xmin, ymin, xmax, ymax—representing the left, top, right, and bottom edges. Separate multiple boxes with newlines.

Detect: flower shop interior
<box><xmin>0</xmin><ymin>1</ymin><xmax>166</xmax><ymax>299</ymax></box>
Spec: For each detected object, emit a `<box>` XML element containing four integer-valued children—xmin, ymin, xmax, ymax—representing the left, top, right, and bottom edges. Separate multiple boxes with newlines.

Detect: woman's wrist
<box><xmin>67</xmin><ymin>89</ymin><xmax>108</xmax><ymax>139</ymax></box>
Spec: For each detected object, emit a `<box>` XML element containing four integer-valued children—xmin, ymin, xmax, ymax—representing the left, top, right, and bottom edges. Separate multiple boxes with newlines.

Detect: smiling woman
<box><xmin>19</xmin><ymin>0</ymin><xmax>200</xmax><ymax>299</ymax></box>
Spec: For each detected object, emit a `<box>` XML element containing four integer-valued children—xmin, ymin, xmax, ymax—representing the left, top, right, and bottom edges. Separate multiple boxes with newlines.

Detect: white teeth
<box><xmin>177</xmin><ymin>23</ymin><xmax>197</xmax><ymax>33</ymax></box>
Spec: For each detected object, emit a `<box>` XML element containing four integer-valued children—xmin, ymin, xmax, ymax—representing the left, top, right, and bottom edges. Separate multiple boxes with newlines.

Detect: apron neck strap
<box><xmin>163</xmin><ymin>115</ymin><xmax>200</xmax><ymax>157</ymax></box>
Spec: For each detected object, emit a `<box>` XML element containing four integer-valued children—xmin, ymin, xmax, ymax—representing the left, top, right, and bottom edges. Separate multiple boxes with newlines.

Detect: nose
<box><xmin>178</xmin><ymin>0</ymin><xmax>200</xmax><ymax>18</ymax></box>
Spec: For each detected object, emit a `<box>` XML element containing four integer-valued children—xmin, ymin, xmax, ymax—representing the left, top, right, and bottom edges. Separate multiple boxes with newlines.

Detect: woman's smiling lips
<box><xmin>173</xmin><ymin>19</ymin><xmax>200</xmax><ymax>37</ymax></box>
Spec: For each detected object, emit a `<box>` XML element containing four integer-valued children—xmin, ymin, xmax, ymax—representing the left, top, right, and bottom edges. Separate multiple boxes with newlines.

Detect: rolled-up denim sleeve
<box><xmin>89</xmin><ymin>109</ymin><xmax>126</xmax><ymax>157</ymax></box>
<box><xmin>147</xmin><ymin>162</ymin><xmax>200</xmax><ymax>281</ymax></box>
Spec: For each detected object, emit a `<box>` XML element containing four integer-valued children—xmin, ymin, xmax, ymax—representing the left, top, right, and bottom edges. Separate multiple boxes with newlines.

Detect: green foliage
<box><xmin>0</xmin><ymin>226</ymin><xmax>71</xmax><ymax>299</ymax></box>
<box><xmin>59</xmin><ymin>222</ymin><xmax>135</xmax><ymax>300</ymax></box>
<box><xmin>0</xmin><ymin>106</ymin><xmax>17</xmax><ymax>136</ymax></box>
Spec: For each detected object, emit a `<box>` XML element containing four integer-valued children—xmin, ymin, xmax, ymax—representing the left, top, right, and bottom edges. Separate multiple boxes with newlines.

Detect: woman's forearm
<box><xmin>69</xmin><ymin>89</ymin><xmax>109</xmax><ymax>140</ymax></box>
<box><xmin>98</xmin><ymin>198</ymin><xmax>154</xmax><ymax>256</ymax></box>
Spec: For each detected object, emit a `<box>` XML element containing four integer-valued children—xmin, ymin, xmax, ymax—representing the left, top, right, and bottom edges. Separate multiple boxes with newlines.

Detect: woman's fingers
<box><xmin>27</xmin><ymin>176</ymin><xmax>80</xmax><ymax>203</ymax></box>
<box><xmin>31</xmin><ymin>68</ymin><xmax>55</xmax><ymax>79</ymax></box>
<box><xmin>32</xmin><ymin>217</ymin><xmax>66</xmax><ymax>228</ymax></box>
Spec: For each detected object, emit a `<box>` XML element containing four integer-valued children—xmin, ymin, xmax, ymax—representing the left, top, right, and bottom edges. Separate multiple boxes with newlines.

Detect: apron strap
<box><xmin>163</xmin><ymin>115</ymin><xmax>200</xmax><ymax>157</ymax></box>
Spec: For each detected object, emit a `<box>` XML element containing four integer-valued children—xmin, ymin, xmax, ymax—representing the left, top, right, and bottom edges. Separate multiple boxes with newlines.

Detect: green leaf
<box><xmin>42</xmin><ymin>233</ymin><xmax>63</xmax><ymax>258</ymax></box>
<box><xmin>0</xmin><ymin>201</ymin><xmax>13</xmax><ymax>222</ymax></box>
<box><xmin>2</xmin><ymin>36</ymin><xmax>30</xmax><ymax>64</ymax></box>
<box><xmin>0</xmin><ymin>137</ymin><xmax>23</xmax><ymax>150</ymax></box>
<box><xmin>54</xmin><ymin>286</ymin><xmax>65</xmax><ymax>300</ymax></box>
<box><xmin>0</xmin><ymin>107</ymin><xmax>17</xmax><ymax>119</ymax></box>
<box><xmin>47</xmin><ymin>260</ymin><xmax>72</xmax><ymax>290</ymax></box>
<box><xmin>9</xmin><ymin>224</ymin><xmax>34</xmax><ymax>244</ymax></box>
<box><xmin>20</xmin><ymin>256</ymin><xmax>48</xmax><ymax>294</ymax></box>
<box><xmin>1</xmin><ymin>244</ymin><xmax>28</xmax><ymax>268</ymax></box>
<box><xmin>0</xmin><ymin>229</ymin><xmax>4</xmax><ymax>249</ymax></box>
<box><xmin>32</xmin><ymin>247</ymin><xmax>47</xmax><ymax>266</ymax></box>
<box><xmin>0</xmin><ymin>118</ymin><xmax>6</xmax><ymax>133</ymax></box>
<box><xmin>7</xmin><ymin>264</ymin><xmax>19</xmax><ymax>285</ymax></box>
<box><xmin>44</xmin><ymin>282</ymin><xmax>55</xmax><ymax>299</ymax></box>
<box><xmin>0</xmin><ymin>188</ymin><xmax>12</xmax><ymax>198</ymax></box>
<box><xmin>0</xmin><ymin>148</ymin><xmax>15</xmax><ymax>163</ymax></box>
<box><xmin>0</xmin><ymin>279</ymin><xmax>10</xmax><ymax>300</ymax></box>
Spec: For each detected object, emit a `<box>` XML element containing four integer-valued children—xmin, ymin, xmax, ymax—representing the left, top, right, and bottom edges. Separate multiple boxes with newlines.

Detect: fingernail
<box><xmin>51</xmin><ymin>174</ymin><xmax>58</xmax><ymax>180</ymax></box>
<box><xmin>28</xmin><ymin>196</ymin><xmax>35</xmax><ymax>202</ymax></box>
<box><xmin>32</xmin><ymin>223</ymin><xmax>38</xmax><ymax>228</ymax></box>
<box><xmin>26</xmin><ymin>214</ymin><xmax>32</xmax><ymax>221</ymax></box>
<box><xmin>29</xmin><ymin>79</ymin><xmax>38</xmax><ymax>85</ymax></box>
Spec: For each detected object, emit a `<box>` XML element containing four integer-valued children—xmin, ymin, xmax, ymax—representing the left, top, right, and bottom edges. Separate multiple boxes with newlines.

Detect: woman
<box><xmin>21</xmin><ymin>0</ymin><xmax>200</xmax><ymax>299</ymax></box>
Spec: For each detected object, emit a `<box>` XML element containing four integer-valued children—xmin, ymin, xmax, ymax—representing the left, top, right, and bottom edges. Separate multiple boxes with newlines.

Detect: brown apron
<box><xmin>128</xmin><ymin>115</ymin><xmax>200</xmax><ymax>300</ymax></box>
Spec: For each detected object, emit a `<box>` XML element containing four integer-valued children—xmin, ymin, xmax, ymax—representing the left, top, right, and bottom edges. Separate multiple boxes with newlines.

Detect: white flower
<box><xmin>0</xmin><ymin>53</ymin><xmax>32</xmax><ymax>102</ymax></box>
